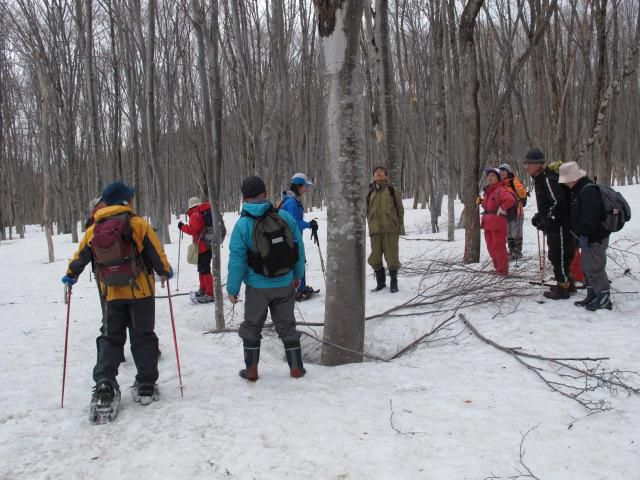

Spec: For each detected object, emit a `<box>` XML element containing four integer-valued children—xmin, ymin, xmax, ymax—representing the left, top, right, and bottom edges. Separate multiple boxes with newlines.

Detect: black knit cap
<box><xmin>524</xmin><ymin>148</ymin><xmax>545</xmax><ymax>164</ymax></box>
<box><xmin>241</xmin><ymin>176</ymin><xmax>267</xmax><ymax>198</ymax></box>
<box><xmin>372</xmin><ymin>165</ymin><xmax>388</xmax><ymax>175</ymax></box>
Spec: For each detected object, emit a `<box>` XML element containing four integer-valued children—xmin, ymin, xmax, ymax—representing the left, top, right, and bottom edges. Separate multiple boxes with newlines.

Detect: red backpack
<box><xmin>91</xmin><ymin>213</ymin><xmax>141</xmax><ymax>287</ymax></box>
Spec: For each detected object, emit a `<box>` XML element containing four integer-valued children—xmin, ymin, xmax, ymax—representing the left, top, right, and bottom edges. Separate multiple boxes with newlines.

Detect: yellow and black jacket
<box><xmin>67</xmin><ymin>205</ymin><xmax>171</xmax><ymax>301</ymax></box>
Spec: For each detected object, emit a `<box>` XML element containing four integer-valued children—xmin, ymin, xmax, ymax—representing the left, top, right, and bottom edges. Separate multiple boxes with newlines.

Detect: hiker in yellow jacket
<box><xmin>62</xmin><ymin>182</ymin><xmax>172</xmax><ymax>415</ymax></box>
<box><xmin>499</xmin><ymin>164</ymin><xmax>528</xmax><ymax>260</ymax></box>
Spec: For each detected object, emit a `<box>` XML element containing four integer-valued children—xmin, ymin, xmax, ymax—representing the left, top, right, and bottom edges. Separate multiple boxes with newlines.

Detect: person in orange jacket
<box><xmin>62</xmin><ymin>182</ymin><xmax>173</xmax><ymax>415</ymax></box>
<box><xmin>499</xmin><ymin>164</ymin><xmax>528</xmax><ymax>260</ymax></box>
<box><xmin>480</xmin><ymin>168</ymin><xmax>517</xmax><ymax>275</ymax></box>
<box><xmin>178</xmin><ymin>197</ymin><xmax>215</xmax><ymax>303</ymax></box>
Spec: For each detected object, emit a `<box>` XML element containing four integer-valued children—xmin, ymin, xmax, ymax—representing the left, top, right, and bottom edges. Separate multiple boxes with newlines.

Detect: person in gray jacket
<box><xmin>559</xmin><ymin>162</ymin><xmax>612</xmax><ymax>311</ymax></box>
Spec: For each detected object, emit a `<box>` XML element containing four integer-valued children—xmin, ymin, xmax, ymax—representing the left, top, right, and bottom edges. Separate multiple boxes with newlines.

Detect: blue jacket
<box><xmin>227</xmin><ymin>202</ymin><xmax>306</xmax><ymax>296</ymax></box>
<box><xmin>281</xmin><ymin>192</ymin><xmax>310</xmax><ymax>233</ymax></box>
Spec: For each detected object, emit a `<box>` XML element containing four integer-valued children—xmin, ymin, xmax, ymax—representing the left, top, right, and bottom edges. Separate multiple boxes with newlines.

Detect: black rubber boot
<box><xmin>389</xmin><ymin>270</ymin><xmax>399</xmax><ymax>293</ymax></box>
<box><xmin>585</xmin><ymin>290</ymin><xmax>613</xmax><ymax>311</ymax></box>
<box><xmin>239</xmin><ymin>340</ymin><xmax>260</xmax><ymax>381</ymax></box>
<box><xmin>574</xmin><ymin>287</ymin><xmax>595</xmax><ymax>307</ymax></box>
<box><xmin>507</xmin><ymin>239</ymin><xmax>515</xmax><ymax>259</ymax></box>
<box><xmin>284</xmin><ymin>340</ymin><xmax>306</xmax><ymax>378</ymax></box>
<box><xmin>371</xmin><ymin>269</ymin><xmax>386</xmax><ymax>292</ymax></box>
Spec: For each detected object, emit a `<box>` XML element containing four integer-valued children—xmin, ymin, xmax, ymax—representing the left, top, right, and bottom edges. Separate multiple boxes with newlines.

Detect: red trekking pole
<box><xmin>61</xmin><ymin>285</ymin><xmax>72</xmax><ymax>408</ymax></box>
<box><xmin>166</xmin><ymin>281</ymin><xmax>184</xmax><ymax>398</ymax></box>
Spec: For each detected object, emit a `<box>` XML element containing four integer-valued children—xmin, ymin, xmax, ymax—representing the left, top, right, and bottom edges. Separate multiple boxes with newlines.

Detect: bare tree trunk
<box><xmin>76</xmin><ymin>0</ymin><xmax>104</xmax><ymax>193</ymax></box>
<box><xmin>459</xmin><ymin>0</ymin><xmax>484</xmax><ymax>264</ymax></box>
<box><xmin>315</xmin><ymin>0</ymin><xmax>366</xmax><ymax>366</ymax></box>
<box><xmin>373</xmin><ymin>0</ymin><xmax>400</xmax><ymax>188</ymax></box>
<box><xmin>37</xmin><ymin>57</ymin><xmax>55</xmax><ymax>263</ymax></box>
<box><xmin>191</xmin><ymin>0</ymin><xmax>225</xmax><ymax>330</ymax></box>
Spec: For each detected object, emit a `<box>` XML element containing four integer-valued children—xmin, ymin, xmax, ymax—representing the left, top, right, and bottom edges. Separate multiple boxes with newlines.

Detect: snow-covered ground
<box><xmin>1</xmin><ymin>186</ymin><xmax>639</xmax><ymax>480</ymax></box>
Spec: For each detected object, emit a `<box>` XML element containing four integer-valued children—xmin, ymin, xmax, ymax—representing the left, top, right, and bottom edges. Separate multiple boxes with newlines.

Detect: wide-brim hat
<box><xmin>188</xmin><ymin>197</ymin><xmax>202</xmax><ymax>209</ymax></box>
<box><xmin>558</xmin><ymin>162</ymin><xmax>586</xmax><ymax>184</ymax></box>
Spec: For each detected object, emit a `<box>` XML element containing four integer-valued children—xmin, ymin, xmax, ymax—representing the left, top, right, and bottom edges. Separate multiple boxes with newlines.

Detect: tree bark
<box><xmin>315</xmin><ymin>0</ymin><xmax>367</xmax><ymax>366</ymax></box>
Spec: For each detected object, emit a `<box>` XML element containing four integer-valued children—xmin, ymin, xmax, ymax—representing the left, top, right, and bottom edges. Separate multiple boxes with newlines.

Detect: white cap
<box><xmin>291</xmin><ymin>173</ymin><xmax>314</xmax><ymax>187</ymax></box>
<box><xmin>188</xmin><ymin>197</ymin><xmax>202</xmax><ymax>209</ymax></box>
<box><xmin>558</xmin><ymin>162</ymin><xmax>586</xmax><ymax>184</ymax></box>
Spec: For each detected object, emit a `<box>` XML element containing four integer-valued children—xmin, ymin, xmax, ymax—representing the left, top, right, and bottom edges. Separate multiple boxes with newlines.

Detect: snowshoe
<box><xmin>131</xmin><ymin>382</ymin><xmax>160</xmax><ymax>406</ymax></box>
<box><xmin>89</xmin><ymin>381</ymin><xmax>121</xmax><ymax>425</ymax></box>
<box><xmin>295</xmin><ymin>287</ymin><xmax>319</xmax><ymax>302</ymax></box>
<box><xmin>543</xmin><ymin>284</ymin><xmax>571</xmax><ymax>300</ymax></box>
<box><xmin>191</xmin><ymin>292</ymin><xmax>214</xmax><ymax>304</ymax></box>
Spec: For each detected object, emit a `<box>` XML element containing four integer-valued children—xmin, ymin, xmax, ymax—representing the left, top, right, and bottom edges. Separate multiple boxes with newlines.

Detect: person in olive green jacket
<box><xmin>367</xmin><ymin>166</ymin><xmax>405</xmax><ymax>293</ymax></box>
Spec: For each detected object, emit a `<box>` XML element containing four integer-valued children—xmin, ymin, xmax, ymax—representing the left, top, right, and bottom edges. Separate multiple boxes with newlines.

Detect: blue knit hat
<box><xmin>101</xmin><ymin>182</ymin><xmax>136</xmax><ymax>206</ymax></box>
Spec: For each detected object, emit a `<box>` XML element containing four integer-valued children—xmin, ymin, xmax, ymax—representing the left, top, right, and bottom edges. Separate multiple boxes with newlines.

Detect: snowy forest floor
<box><xmin>1</xmin><ymin>188</ymin><xmax>640</xmax><ymax>480</ymax></box>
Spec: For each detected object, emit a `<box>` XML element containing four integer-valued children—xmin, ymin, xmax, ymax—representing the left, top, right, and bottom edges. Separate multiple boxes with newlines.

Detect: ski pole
<box><xmin>542</xmin><ymin>233</ymin><xmax>546</xmax><ymax>284</ymax></box>
<box><xmin>537</xmin><ymin>230</ymin><xmax>544</xmax><ymax>285</ymax></box>
<box><xmin>165</xmin><ymin>281</ymin><xmax>184</xmax><ymax>398</ymax></box>
<box><xmin>176</xmin><ymin>230</ymin><xmax>182</xmax><ymax>292</ymax></box>
<box><xmin>311</xmin><ymin>228</ymin><xmax>326</xmax><ymax>284</ymax></box>
<box><xmin>61</xmin><ymin>285</ymin><xmax>72</xmax><ymax>408</ymax></box>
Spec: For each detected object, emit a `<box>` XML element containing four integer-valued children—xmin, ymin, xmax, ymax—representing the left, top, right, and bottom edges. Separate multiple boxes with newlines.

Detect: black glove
<box><xmin>178</xmin><ymin>221</ymin><xmax>185</xmax><ymax>231</ymax></box>
<box><xmin>310</xmin><ymin>219</ymin><xmax>319</xmax><ymax>232</ymax></box>
<box><xmin>531</xmin><ymin>213</ymin><xmax>544</xmax><ymax>230</ymax></box>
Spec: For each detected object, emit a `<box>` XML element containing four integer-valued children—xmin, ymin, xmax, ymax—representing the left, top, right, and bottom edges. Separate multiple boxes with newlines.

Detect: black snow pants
<box><xmin>93</xmin><ymin>296</ymin><xmax>158</xmax><ymax>386</ymax></box>
<box><xmin>546</xmin><ymin>224</ymin><xmax>576</xmax><ymax>285</ymax></box>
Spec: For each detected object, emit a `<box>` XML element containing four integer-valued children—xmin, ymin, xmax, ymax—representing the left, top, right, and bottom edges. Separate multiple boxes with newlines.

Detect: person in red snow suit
<box><xmin>480</xmin><ymin>168</ymin><xmax>516</xmax><ymax>275</ymax></box>
<box><xmin>179</xmin><ymin>197</ymin><xmax>215</xmax><ymax>303</ymax></box>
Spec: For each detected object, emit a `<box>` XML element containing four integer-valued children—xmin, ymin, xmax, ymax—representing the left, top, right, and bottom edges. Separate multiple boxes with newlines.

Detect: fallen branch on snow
<box><xmin>461</xmin><ymin>314</ymin><xmax>640</xmax><ymax>412</ymax></box>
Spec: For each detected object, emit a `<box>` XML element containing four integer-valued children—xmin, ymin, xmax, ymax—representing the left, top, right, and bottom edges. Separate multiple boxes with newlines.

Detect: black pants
<box><xmin>197</xmin><ymin>249</ymin><xmax>212</xmax><ymax>274</ymax></box>
<box><xmin>547</xmin><ymin>225</ymin><xmax>575</xmax><ymax>284</ymax></box>
<box><xmin>93</xmin><ymin>296</ymin><xmax>158</xmax><ymax>385</ymax></box>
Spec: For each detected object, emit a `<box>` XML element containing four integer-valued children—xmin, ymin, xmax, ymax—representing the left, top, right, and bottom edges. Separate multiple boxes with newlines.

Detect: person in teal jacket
<box><xmin>227</xmin><ymin>176</ymin><xmax>307</xmax><ymax>381</ymax></box>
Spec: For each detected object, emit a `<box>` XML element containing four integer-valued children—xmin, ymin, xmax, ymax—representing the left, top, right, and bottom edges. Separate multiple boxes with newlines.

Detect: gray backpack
<box><xmin>583</xmin><ymin>184</ymin><xmax>631</xmax><ymax>233</ymax></box>
<box><xmin>243</xmin><ymin>208</ymin><xmax>298</xmax><ymax>277</ymax></box>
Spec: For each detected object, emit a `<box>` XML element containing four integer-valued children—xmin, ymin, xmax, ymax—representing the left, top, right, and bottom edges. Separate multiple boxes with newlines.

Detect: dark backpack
<box><xmin>243</xmin><ymin>208</ymin><xmax>298</xmax><ymax>278</ymax></box>
<box><xmin>582</xmin><ymin>184</ymin><xmax>631</xmax><ymax>233</ymax></box>
<box><xmin>200</xmin><ymin>208</ymin><xmax>227</xmax><ymax>246</ymax></box>
<box><xmin>91</xmin><ymin>213</ymin><xmax>141</xmax><ymax>287</ymax></box>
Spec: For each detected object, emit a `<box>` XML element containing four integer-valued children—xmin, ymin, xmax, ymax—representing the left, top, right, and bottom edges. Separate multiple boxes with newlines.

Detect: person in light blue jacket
<box><xmin>227</xmin><ymin>176</ymin><xmax>307</xmax><ymax>381</ymax></box>
<box><xmin>280</xmin><ymin>173</ymin><xmax>318</xmax><ymax>300</ymax></box>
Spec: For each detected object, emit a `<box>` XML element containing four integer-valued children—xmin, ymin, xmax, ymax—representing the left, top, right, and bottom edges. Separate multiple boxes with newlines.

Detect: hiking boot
<box><xmin>371</xmin><ymin>269</ymin><xmax>386</xmax><ymax>292</ymax></box>
<box><xmin>568</xmin><ymin>281</ymin><xmax>577</xmax><ymax>294</ymax></box>
<box><xmin>543</xmin><ymin>284</ymin><xmax>571</xmax><ymax>300</ymax></box>
<box><xmin>132</xmin><ymin>381</ymin><xmax>160</xmax><ymax>405</ymax></box>
<box><xmin>196</xmin><ymin>295</ymin><xmax>215</xmax><ymax>304</ymax></box>
<box><xmin>302</xmin><ymin>285</ymin><xmax>316</xmax><ymax>295</ymax></box>
<box><xmin>239</xmin><ymin>341</ymin><xmax>260</xmax><ymax>381</ymax></box>
<box><xmin>389</xmin><ymin>270</ymin><xmax>399</xmax><ymax>293</ymax></box>
<box><xmin>284</xmin><ymin>340</ymin><xmax>306</xmax><ymax>378</ymax></box>
<box><xmin>574</xmin><ymin>287</ymin><xmax>595</xmax><ymax>307</ymax></box>
<box><xmin>585</xmin><ymin>290</ymin><xmax>613</xmax><ymax>311</ymax></box>
<box><xmin>194</xmin><ymin>289</ymin><xmax>205</xmax><ymax>298</ymax></box>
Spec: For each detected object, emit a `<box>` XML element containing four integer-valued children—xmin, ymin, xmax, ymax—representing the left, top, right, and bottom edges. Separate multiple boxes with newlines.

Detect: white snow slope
<box><xmin>1</xmin><ymin>186</ymin><xmax>639</xmax><ymax>480</ymax></box>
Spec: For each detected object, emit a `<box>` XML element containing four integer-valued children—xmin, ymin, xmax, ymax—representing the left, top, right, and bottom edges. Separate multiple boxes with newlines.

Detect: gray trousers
<box><xmin>507</xmin><ymin>217</ymin><xmax>523</xmax><ymax>240</ymax></box>
<box><xmin>580</xmin><ymin>237</ymin><xmax>610</xmax><ymax>294</ymax></box>
<box><xmin>239</xmin><ymin>285</ymin><xmax>301</xmax><ymax>343</ymax></box>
